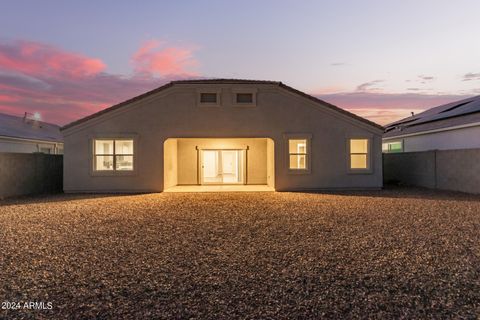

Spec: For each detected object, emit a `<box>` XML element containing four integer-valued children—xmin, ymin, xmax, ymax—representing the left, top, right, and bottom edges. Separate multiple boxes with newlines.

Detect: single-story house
<box><xmin>61</xmin><ymin>79</ymin><xmax>383</xmax><ymax>192</ymax></box>
<box><xmin>0</xmin><ymin>112</ymin><xmax>63</xmax><ymax>154</ymax></box>
<box><xmin>383</xmin><ymin>95</ymin><xmax>480</xmax><ymax>152</ymax></box>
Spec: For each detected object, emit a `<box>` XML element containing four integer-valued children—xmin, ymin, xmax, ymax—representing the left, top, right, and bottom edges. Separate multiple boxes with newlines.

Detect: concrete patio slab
<box><xmin>164</xmin><ymin>184</ymin><xmax>274</xmax><ymax>192</ymax></box>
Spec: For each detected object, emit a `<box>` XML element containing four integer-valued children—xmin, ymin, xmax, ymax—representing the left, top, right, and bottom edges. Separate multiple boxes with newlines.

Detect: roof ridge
<box><xmin>171</xmin><ymin>78</ymin><xmax>282</xmax><ymax>85</ymax></box>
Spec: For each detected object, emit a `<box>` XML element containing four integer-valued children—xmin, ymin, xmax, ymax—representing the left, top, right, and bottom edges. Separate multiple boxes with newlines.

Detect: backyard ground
<box><xmin>0</xmin><ymin>187</ymin><xmax>479</xmax><ymax>319</ymax></box>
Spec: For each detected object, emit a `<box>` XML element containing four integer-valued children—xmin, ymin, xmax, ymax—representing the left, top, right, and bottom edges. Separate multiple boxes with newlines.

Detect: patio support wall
<box><xmin>163</xmin><ymin>139</ymin><xmax>178</xmax><ymax>189</ymax></box>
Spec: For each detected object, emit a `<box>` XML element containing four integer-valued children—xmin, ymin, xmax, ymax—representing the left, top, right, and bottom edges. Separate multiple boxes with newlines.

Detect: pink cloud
<box><xmin>0</xmin><ymin>39</ymin><xmax>198</xmax><ymax>125</ymax></box>
<box><xmin>1</xmin><ymin>38</ymin><xmax>470</xmax><ymax>128</ymax></box>
<box><xmin>0</xmin><ymin>40</ymin><xmax>105</xmax><ymax>79</ymax></box>
<box><xmin>132</xmin><ymin>40</ymin><xmax>198</xmax><ymax>77</ymax></box>
<box><xmin>0</xmin><ymin>104</ymin><xmax>22</xmax><ymax>114</ymax></box>
<box><xmin>0</xmin><ymin>94</ymin><xmax>18</xmax><ymax>102</ymax></box>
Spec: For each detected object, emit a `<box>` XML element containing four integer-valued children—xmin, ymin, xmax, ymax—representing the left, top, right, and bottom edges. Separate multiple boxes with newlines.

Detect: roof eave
<box><xmin>278</xmin><ymin>83</ymin><xmax>384</xmax><ymax>131</ymax></box>
<box><xmin>61</xmin><ymin>82</ymin><xmax>175</xmax><ymax>131</ymax></box>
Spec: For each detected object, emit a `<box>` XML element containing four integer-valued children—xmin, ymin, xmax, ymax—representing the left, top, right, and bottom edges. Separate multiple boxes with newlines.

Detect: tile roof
<box><xmin>384</xmin><ymin>95</ymin><xmax>480</xmax><ymax>138</ymax></box>
<box><xmin>0</xmin><ymin>112</ymin><xmax>63</xmax><ymax>142</ymax></box>
<box><xmin>61</xmin><ymin>79</ymin><xmax>383</xmax><ymax>131</ymax></box>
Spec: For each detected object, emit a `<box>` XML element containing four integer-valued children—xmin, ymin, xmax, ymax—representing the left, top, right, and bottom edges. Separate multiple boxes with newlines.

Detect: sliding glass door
<box><xmin>200</xmin><ymin>150</ymin><xmax>245</xmax><ymax>184</ymax></box>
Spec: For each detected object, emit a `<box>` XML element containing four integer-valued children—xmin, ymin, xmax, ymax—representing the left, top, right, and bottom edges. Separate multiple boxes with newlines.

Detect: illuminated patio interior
<box><xmin>164</xmin><ymin>138</ymin><xmax>275</xmax><ymax>191</ymax></box>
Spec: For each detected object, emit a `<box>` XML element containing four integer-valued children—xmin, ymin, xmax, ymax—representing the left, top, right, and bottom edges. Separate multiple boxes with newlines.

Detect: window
<box><xmin>236</xmin><ymin>93</ymin><xmax>253</xmax><ymax>104</ymax></box>
<box><xmin>349</xmin><ymin>139</ymin><xmax>369</xmax><ymax>170</ymax></box>
<box><xmin>200</xmin><ymin>93</ymin><xmax>218</xmax><ymax>104</ymax></box>
<box><xmin>382</xmin><ymin>143</ymin><xmax>388</xmax><ymax>152</ymax></box>
<box><xmin>382</xmin><ymin>141</ymin><xmax>403</xmax><ymax>153</ymax></box>
<box><xmin>39</xmin><ymin>147</ymin><xmax>52</xmax><ymax>154</ymax></box>
<box><xmin>94</xmin><ymin>139</ymin><xmax>134</xmax><ymax>171</ymax></box>
<box><xmin>289</xmin><ymin>139</ymin><xmax>308</xmax><ymax>170</ymax></box>
<box><xmin>114</xmin><ymin>140</ymin><xmax>134</xmax><ymax>170</ymax></box>
<box><xmin>284</xmin><ymin>133</ymin><xmax>312</xmax><ymax>173</ymax></box>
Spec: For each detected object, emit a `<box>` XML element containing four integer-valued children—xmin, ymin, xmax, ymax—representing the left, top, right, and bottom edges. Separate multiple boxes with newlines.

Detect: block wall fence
<box><xmin>0</xmin><ymin>153</ymin><xmax>63</xmax><ymax>199</ymax></box>
<box><xmin>383</xmin><ymin>148</ymin><xmax>480</xmax><ymax>194</ymax></box>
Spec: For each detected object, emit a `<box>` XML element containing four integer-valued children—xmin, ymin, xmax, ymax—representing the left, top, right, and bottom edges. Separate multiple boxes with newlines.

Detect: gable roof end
<box><xmin>61</xmin><ymin>79</ymin><xmax>383</xmax><ymax>131</ymax></box>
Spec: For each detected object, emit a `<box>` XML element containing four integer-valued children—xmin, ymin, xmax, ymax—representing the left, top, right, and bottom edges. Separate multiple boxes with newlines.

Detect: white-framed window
<box><xmin>348</xmin><ymin>138</ymin><xmax>371</xmax><ymax>172</ymax></box>
<box><xmin>284</xmin><ymin>133</ymin><xmax>312</xmax><ymax>173</ymax></box>
<box><xmin>289</xmin><ymin>139</ymin><xmax>307</xmax><ymax>169</ymax></box>
<box><xmin>38</xmin><ymin>146</ymin><xmax>52</xmax><ymax>154</ymax></box>
<box><xmin>94</xmin><ymin>139</ymin><xmax>134</xmax><ymax>171</ymax></box>
<box><xmin>382</xmin><ymin>143</ymin><xmax>388</xmax><ymax>152</ymax></box>
<box><xmin>382</xmin><ymin>141</ymin><xmax>403</xmax><ymax>153</ymax></box>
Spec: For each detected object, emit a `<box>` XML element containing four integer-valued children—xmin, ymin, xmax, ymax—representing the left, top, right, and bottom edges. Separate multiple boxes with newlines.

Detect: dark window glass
<box><xmin>200</xmin><ymin>93</ymin><xmax>217</xmax><ymax>103</ymax></box>
<box><xmin>236</xmin><ymin>93</ymin><xmax>253</xmax><ymax>103</ymax></box>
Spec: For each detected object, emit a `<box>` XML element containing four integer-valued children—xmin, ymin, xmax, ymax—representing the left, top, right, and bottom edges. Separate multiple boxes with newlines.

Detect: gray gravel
<box><xmin>0</xmin><ymin>187</ymin><xmax>479</xmax><ymax>319</ymax></box>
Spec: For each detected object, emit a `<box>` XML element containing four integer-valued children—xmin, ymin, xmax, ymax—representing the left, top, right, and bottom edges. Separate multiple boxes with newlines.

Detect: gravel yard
<box><xmin>0</xmin><ymin>187</ymin><xmax>479</xmax><ymax>319</ymax></box>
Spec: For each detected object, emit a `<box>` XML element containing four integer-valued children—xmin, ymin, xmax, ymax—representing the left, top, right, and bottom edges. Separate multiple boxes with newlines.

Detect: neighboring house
<box><xmin>61</xmin><ymin>79</ymin><xmax>383</xmax><ymax>192</ymax></box>
<box><xmin>383</xmin><ymin>96</ymin><xmax>480</xmax><ymax>152</ymax></box>
<box><xmin>0</xmin><ymin>112</ymin><xmax>63</xmax><ymax>154</ymax></box>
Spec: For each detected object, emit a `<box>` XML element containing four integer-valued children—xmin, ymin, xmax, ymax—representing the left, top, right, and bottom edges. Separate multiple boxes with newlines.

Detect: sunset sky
<box><xmin>1</xmin><ymin>0</ymin><xmax>479</xmax><ymax>125</ymax></box>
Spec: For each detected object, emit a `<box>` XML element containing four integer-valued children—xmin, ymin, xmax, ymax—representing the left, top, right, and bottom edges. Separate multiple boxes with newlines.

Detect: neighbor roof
<box><xmin>384</xmin><ymin>95</ymin><xmax>480</xmax><ymax>138</ymax></box>
<box><xmin>0</xmin><ymin>112</ymin><xmax>63</xmax><ymax>143</ymax></box>
<box><xmin>61</xmin><ymin>79</ymin><xmax>383</xmax><ymax>131</ymax></box>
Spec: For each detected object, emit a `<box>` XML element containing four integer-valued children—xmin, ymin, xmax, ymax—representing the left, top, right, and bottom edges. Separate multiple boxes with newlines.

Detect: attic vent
<box><xmin>200</xmin><ymin>93</ymin><xmax>218</xmax><ymax>103</ymax></box>
<box><xmin>236</xmin><ymin>93</ymin><xmax>253</xmax><ymax>103</ymax></box>
<box><xmin>439</xmin><ymin>101</ymin><xmax>473</xmax><ymax>113</ymax></box>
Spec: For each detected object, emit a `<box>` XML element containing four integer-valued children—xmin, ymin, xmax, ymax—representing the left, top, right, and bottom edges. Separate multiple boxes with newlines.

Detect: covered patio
<box><xmin>164</xmin><ymin>137</ymin><xmax>275</xmax><ymax>191</ymax></box>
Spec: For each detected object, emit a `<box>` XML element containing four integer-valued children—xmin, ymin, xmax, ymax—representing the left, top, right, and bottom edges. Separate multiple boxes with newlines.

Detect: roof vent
<box><xmin>23</xmin><ymin>112</ymin><xmax>42</xmax><ymax>128</ymax></box>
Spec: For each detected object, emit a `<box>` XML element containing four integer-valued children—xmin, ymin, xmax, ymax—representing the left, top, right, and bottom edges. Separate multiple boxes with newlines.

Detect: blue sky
<box><xmin>1</xmin><ymin>0</ymin><xmax>479</xmax><ymax>124</ymax></box>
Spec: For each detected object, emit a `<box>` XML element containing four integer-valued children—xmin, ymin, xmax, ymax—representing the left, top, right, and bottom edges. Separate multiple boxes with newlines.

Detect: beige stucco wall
<box><xmin>63</xmin><ymin>83</ymin><xmax>383</xmax><ymax>192</ymax></box>
<box><xmin>163</xmin><ymin>138</ymin><xmax>177</xmax><ymax>188</ymax></box>
<box><xmin>267</xmin><ymin>138</ymin><xmax>275</xmax><ymax>188</ymax></box>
